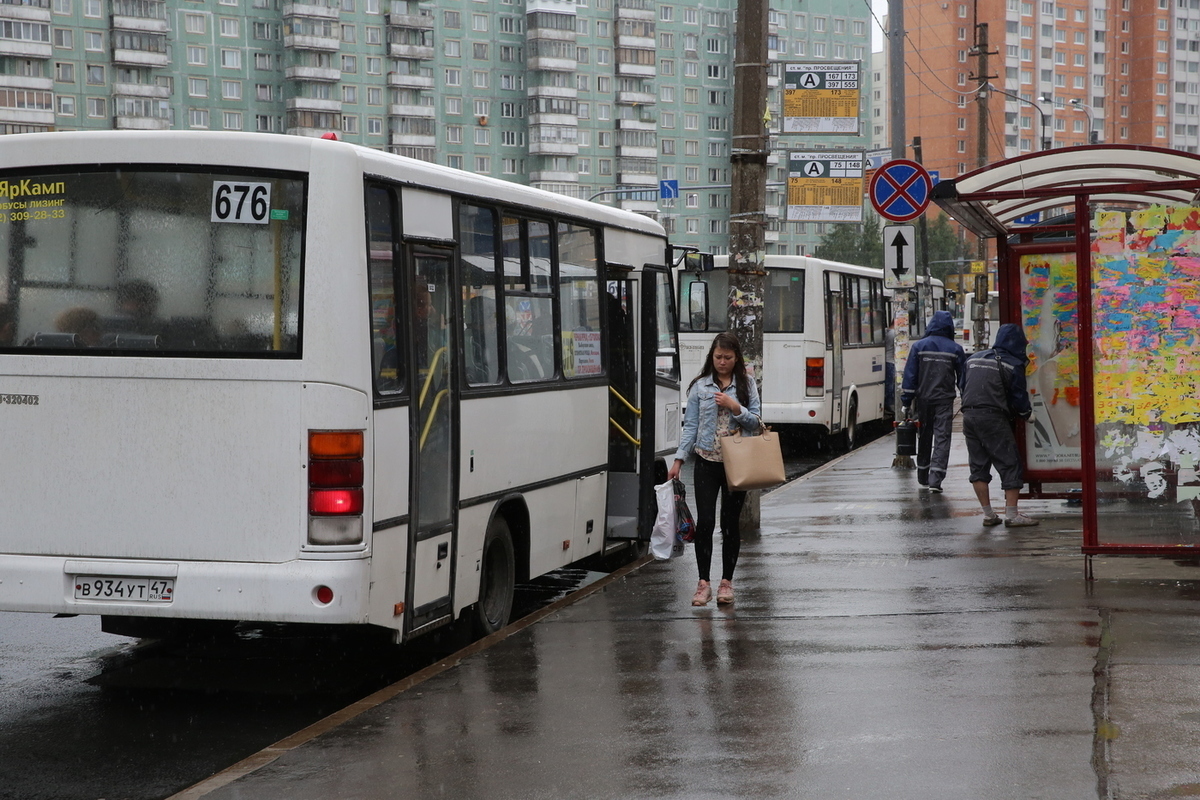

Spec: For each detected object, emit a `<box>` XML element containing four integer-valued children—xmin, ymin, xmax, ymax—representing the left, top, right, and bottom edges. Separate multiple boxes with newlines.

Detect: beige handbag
<box><xmin>719</xmin><ymin>416</ymin><xmax>786</xmax><ymax>491</ymax></box>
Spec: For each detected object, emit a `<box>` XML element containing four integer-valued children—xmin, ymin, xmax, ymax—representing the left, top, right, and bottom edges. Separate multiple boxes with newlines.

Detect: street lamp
<box><xmin>1069</xmin><ymin>98</ymin><xmax>1099</xmax><ymax>144</ymax></box>
<box><xmin>984</xmin><ymin>83</ymin><xmax>1051</xmax><ymax>151</ymax></box>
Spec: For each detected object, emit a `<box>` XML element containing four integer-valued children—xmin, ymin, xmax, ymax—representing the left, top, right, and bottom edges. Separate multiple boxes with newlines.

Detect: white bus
<box><xmin>960</xmin><ymin>290</ymin><xmax>1000</xmax><ymax>353</ymax></box>
<box><xmin>677</xmin><ymin>255</ymin><xmax>890</xmax><ymax>449</ymax></box>
<box><xmin>0</xmin><ymin>131</ymin><xmax>681</xmax><ymax>642</ymax></box>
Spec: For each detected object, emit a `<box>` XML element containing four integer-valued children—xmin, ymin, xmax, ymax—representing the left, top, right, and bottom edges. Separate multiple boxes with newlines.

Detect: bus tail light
<box><xmin>308</xmin><ymin>430</ymin><xmax>364</xmax><ymax>546</ymax></box>
<box><xmin>805</xmin><ymin>357</ymin><xmax>824</xmax><ymax>397</ymax></box>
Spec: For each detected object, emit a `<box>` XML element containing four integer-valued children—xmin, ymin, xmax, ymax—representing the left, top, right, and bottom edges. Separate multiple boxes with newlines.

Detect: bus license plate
<box><xmin>73</xmin><ymin>576</ymin><xmax>174</xmax><ymax>603</ymax></box>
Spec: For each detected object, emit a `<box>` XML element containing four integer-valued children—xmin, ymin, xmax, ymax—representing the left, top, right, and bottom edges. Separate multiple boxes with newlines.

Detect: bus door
<box><xmin>605</xmin><ymin>274</ymin><xmax>643</xmax><ymax>539</ymax></box>
<box><xmin>406</xmin><ymin>248</ymin><xmax>457</xmax><ymax>634</ymax></box>
<box><xmin>828</xmin><ymin>287</ymin><xmax>845</xmax><ymax>435</ymax></box>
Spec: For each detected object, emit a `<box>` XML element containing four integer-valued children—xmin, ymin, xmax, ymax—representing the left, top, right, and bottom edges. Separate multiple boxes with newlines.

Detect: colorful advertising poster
<box><xmin>1089</xmin><ymin>207</ymin><xmax>1200</xmax><ymax>506</ymax></box>
<box><xmin>1020</xmin><ymin>252</ymin><xmax>1081</xmax><ymax>470</ymax></box>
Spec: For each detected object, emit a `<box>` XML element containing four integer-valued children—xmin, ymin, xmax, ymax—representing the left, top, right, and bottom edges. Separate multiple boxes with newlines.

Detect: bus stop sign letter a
<box><xmin>869</xmin><ymin>159</ymin><xmax>933</xmax><ymax>223</ymax></box>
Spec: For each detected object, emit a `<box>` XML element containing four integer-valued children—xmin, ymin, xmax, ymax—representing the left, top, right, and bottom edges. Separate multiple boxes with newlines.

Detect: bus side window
<box><xmin>367</xmin><ymin>185</ymin><xmax>403</xmax><ymax>394</ymax></box>
<box><xmin>459</xmin><ymin>203</ymin><xmax>501</xmax><ymax>386</ymax></box>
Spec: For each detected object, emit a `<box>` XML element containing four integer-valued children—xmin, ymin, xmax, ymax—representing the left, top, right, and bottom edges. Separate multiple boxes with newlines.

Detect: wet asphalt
<box><xmin>175</xmin><ymin>429</ymin><xmax>1200</xmax><ymax>800</ymax></box>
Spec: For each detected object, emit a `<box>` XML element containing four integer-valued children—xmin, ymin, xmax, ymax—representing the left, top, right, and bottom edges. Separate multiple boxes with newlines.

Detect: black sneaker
<box><xmin>929</xmin><ymin>484</ymin><xmax>943</xmax><ymax>493</ymax></box>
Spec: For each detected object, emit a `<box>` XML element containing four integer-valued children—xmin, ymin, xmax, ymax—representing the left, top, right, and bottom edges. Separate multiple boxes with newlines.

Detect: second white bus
<box><xmin>677</xmin><ymin>256</ymin><xmax>890</xmax><ymax>449</ymax></box>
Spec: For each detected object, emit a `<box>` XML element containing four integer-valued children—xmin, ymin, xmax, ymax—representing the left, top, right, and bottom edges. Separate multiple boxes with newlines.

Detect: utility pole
<box><xmin>911</xmin><ymin>136</ymin><xmax>933</xmax><ymax>321</ymax></box>
<box><xmin>969</xmin><ymin>5</ymin><xmax>996</xmax><ymax>351</ymax></box>
<box><xmin>729</xmin><ymin>0</ymin><xmax>769</xmax><ymax>529</ymax></box>
<box><xmin>887</xmin><ymin>0</ymin><xmax>912</xmax><ymax>468</ymax></box>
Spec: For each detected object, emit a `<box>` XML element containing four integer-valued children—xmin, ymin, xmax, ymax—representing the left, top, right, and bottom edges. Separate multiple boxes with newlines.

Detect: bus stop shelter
<box><xmin>932</xmin><ymin>145</ymin><xmax>1200</xmax><ymax>559</ymax></box>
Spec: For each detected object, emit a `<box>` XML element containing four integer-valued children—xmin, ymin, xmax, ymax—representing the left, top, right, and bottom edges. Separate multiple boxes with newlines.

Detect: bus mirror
<box><xmin>688</xmin><ymin>281</ymin><xmax>709</xmax><ymax>331</ymax></box>
<box><xmin>684</xmin><ymin>252</ymin><xmax>714</xmax><ymax>272</ymax></box>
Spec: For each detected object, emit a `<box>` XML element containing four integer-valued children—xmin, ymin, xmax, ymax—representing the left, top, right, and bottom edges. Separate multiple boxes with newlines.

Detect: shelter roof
<box><xmin>931</xmin><ymin>145</ymin><xmax>1200</xmax><ymax>237</ymax></box>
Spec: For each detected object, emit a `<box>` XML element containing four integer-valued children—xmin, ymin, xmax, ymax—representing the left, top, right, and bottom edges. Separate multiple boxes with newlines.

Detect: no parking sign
<box><xmin>869</xmin><ymin>159</ymin><xmax>933</xmax><ymax>222</ymax></box>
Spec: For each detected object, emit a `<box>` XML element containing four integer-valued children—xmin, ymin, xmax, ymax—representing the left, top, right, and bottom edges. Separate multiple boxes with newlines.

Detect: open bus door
<box><xmin>827</xmin><ymin>286</ymin><xmax>846</xmax><ymax>438</ymax></box>
<box><xmin>405</xmin><ymin>247</ymin><xmax>458</xmax><ymax>637</ymax></box>
<box><xmin>604</xmin><ymin>270</ymin><xmax>659</xmax><ymax>541</ymax></box>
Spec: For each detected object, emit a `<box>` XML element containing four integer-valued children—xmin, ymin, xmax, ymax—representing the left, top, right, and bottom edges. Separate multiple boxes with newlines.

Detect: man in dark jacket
<box><xmin>901</xmin><ymin>309</ymin><xmax>965</xmax><ymax>492</ymax></box>
<box><xmin>959</xmin><ymin>322</ymin><xmax>1038</xmax><ymax>527</ymax></box>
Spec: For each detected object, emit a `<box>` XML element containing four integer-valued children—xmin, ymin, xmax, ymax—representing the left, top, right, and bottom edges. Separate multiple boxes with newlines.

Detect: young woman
<box><xmin>667</xmin><ymin>331</ymin><xmax>761</xmax><ymax>606</ymax></box>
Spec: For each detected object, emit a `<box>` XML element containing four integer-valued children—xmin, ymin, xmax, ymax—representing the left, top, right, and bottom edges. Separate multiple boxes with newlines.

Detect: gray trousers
<box><xmin>916</xmin><ymin>400</ymin><xmax>955</xmax><ymax>487</ymax></box>
<box><xmin>962</xmin><ymin>410</ymin><xmax>1023</xmax><ymax>490</ymax></box>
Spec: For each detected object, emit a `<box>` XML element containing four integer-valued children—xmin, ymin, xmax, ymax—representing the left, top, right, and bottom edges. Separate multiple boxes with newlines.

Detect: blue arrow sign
<box><xmin>659</xmin><ymin>179</ymin><xmax>679</xmax><ymax>199</ymax></box>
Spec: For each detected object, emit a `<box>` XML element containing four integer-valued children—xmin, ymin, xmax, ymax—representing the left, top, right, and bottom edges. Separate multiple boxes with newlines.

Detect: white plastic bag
<box><xmin>650</xmin><ymin>481</ymin><xmax>684</xmax><ymax>560</ymax></box>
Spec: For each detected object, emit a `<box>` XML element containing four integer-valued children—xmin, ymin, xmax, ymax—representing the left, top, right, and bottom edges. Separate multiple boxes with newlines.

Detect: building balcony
<box><xmin>0</xmin><ymin>3</ymin><xmax>49</xmax><ymax>22</ymax></box>
<box><xmin>615</xmin><ymin>62</ymin><xmax>655</xmax><ymax>78</ymax></box>
<box><xmin>618</xmin><ymin>197</ymin><xmax>659</xmax><ymax>213</ymax></box>
<box><xmin>388</xmin><ymin>103</ymin><xmax>433</xmax><ymax>118</ymax></box>
<box><xmin>526</xmin><ymin>84</ymin><xmax>576</xmax><ymax>99</ymax></box>
<box><xmin>0</xmin><ymin>107</ymin><xmax>52</xmax><ymax>126</ymax></box>
<box><xmin>616</xmin><ymin>145</ymin><xmax>656</xmax><ymax>159</ymax></box>
<box><xmin>615</xmin><ymin>0</ymin><xmax>654</xmax><ymax>20</ymax></box>
<box><xmin>526</xmin><ymin>0</ymin><xmax>575</xmax><ymax>12</ymax></box>
<box><xmin>288</xmin><ymin>126</ymin><xmax>342</xmax><ymax>137</ymax></box>
<box><xmin>765</xmin><ymin>229</ymin><xmax>779</xmax><ymax>242</ymax></box>
<box><xmin>113</xmin><ymin>81</ymin><xmax>169</xmax><ymax>98</ymax></box>
<box><xmin>529</xmin><ymin>169</ymin><xmax>577</xmax><ymax>182</ymax></box>
<box><xmin>0</xmin><ymin>39</ymin><xmax>50</xmax><ymax>59</ymax></box>
<box><xmin>527</xmin><ymin>112</ymin><xmax>577</xmax><ymax>127</ymax></box>
<box><xmin>387</xmin><ymin>71</ymin><xmax>434</xmax><ymax>90</ymax></box>
<box><xmin>527</xmin><ymin>56</ymin><xmax>576</xmax><ymax>72</ymax></box>
<box><xmin>111</xmin><ymin>15</ymin><xmax>167</xmax><ymax>33</ymax></box>
<box><xmin>286</xmin><ymin>96</ymin><xmax>341</xmax><ymax>112</ymax></box>
<box><xmin>285</xmin><ymin>65</ymin><xmax>341</xmax><ymax>81</ymax></box>
<box><xmin>388</xmin><ymin>42</ymin><xmax>433</xmax><ymax>59</ymax></box>
<box><xmin>285</xmin><ymin>34</ymin><xmax>341</xmax><ymax>51</ymax></box>
<box><xmin>0</xmin><ymin>74</ymin><xmax>51</xmax><ymax>91</ymax></box>
<box><xmin>616</xmin><ymin>90</ymin><xmax>655</xmax><ymax>106</ymax></box>
<box><xmin>615</xmin><ymin>35</ymin><xmax>654</xmax><ymax>50</ymax></box>
<box><xmin>283</xmin><ymin>2</ymin><xmax>339</xmax><ymax>19</ymax></box>
<box><xmin>111</xmin><ymin>48</ymin><xmax>168</xmax><ymax>67</ymax></box>
<box><xmin>115</xmin><ymin>115</ymin><xmax>170</xmax><ymax>130</ymax></box>
<box><xmin>385</xmin><ymin>11</ymin><xmax>433</xmax><ymax>29</ymax></box>
<box><xmin>617</xmin><ymin>117</ymin><xmax>656</xmax><ymax>130</ymax></box>
<box><xmin>617</xmin><ymin>172</ymin><xmax>657</xmax><ymax>186</ymax></box>
<box><xmin>389</xmin><ymin>132</ymin><xmax>435</xmax><ymax>147</ymax></box>
<box><xmin>528</xmin><ymin>140</ymin><xmax>578</xmax><ymax>155</ymax></box>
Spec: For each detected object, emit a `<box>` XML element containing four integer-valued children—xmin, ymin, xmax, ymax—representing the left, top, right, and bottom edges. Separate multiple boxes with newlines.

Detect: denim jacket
<box><xmin>673</xmin><ymin>373</ymin><xmax>762</xmax><ymax>463</ymax></box>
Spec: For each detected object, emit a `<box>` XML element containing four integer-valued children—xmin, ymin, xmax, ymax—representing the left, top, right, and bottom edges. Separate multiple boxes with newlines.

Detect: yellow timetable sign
<box><xmin>783</xmin><ymin>62</ymin><xmax>861</xmax><ymax>134</ymax></box>
<box><xmin>786</xmin><ymin>151</ymin><xmax>864</xmax><ymax>222</ymax></box>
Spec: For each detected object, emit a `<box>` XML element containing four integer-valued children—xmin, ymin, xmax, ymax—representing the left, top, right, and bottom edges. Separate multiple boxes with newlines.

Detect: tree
<box><xmin>813</xmin><ymin>215</ymin><xmax>884</xmax><ymax>269</ymax></box>
<box><xmin>921</xmin><ymin>213</ymin><xmax>969</xmax><ymax>282</ymax></box>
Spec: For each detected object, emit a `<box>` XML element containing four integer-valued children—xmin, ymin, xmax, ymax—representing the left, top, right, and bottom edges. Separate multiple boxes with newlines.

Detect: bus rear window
<box><xmin>0</xmin><ymin>168</ymin><xmax>305</xmax><ymax>355</ymax></box>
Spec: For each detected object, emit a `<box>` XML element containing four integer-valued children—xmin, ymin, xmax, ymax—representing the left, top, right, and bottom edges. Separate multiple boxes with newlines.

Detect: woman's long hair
<box><xmin>688</xmin><ymin>331</ymin><xmax>750</xmax><ymax>406</ymax></box>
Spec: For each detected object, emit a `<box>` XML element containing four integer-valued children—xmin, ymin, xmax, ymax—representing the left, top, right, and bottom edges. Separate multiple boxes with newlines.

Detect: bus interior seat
<box><xmin>30</xmin><ymin>332</ymin><xmax>82</xmax><ymax>348</ymax></box>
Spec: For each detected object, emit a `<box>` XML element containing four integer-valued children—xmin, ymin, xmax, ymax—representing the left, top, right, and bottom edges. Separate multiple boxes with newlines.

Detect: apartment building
<box><xmin>0</xmin><ymin>0</ymin><xmax>873</xmax><ymax>255</ymax></box>
<box><xmin>899</xmin><ymin>0</ymin><xmax>1186</xmax><ymax>181</ymax></box>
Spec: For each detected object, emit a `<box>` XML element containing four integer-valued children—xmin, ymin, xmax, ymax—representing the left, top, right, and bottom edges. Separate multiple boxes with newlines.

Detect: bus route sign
<box><xmin>868</xmin><ymin>159</ymin><xmax>933</xmax><ymax>222</ymax></box>
<box><xmin>786</xmin><ymin>151</ymin><xmax>864</xmax><ymax>223</ymax></box>
<box><xmin>782</xmin><ymin>62</ymin><xmax>861</xmax><ymax>135</ymax></box>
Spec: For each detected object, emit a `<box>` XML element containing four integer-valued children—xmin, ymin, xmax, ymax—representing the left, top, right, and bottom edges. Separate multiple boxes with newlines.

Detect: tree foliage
<box><xmin>814</xmin><ymin>212</ymin><xmax>970</xmax><ymax>281</ymax></box>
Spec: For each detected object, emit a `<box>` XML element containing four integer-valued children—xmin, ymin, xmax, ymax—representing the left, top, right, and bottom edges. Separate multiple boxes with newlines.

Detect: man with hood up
<box><xmin>902</xmin><ymin>309</ymin><xmax>966</xmax><ymax>492</ymax></box>
<box><xmin>959</xmin><ymin>322</ymin><xmax>1038</xmax><ymax>527</ymax></box>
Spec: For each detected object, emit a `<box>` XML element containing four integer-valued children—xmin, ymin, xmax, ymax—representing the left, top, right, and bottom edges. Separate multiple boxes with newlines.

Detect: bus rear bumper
<box><xmin>0</xmin><ymin>554</ymin><xmax>373</xmax><ymax>625</ymax></box>
<box><xmin>760</xmin><ymin>401</ymin><xmax>832</xmax><ymax>432</ymax></box>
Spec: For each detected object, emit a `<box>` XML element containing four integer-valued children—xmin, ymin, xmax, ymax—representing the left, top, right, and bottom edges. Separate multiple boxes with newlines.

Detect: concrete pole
<box><xmin>887</xmin><ymin>0</ymin><xmax>914</xmax><ymax>468</ymax></box>
<box><xmin>729</xmin><ymin>0</ymin><xmax>769</xmax><ymax>530</ymax></box>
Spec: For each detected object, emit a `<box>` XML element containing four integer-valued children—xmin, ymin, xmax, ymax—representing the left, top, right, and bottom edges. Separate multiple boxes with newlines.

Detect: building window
<box><xmin>188</xmin><ymin>46</ymin><xmax>207</xmax><ymax>65</ymax></box>
<box><xmin>85</xmin><ymin>31</ymin><xmax>102</xmax><ymax>50</ymax></box>
<box><xmin>54</xmin><ymin>62</ymin><xmax>73</xmax><ymax>82</ymax></box>
<box><xmin>474</xmin><ymin>156</ymin><xmax>490</xmax><ymax>172</ymax></box>
<box><xmin>221</xmin><ymin>49</ymin><xmax>241</xmax><ymax>69</ymax></box>
<box><xmin>342</xmin><ymin>115</ymin><xmax>358</xmax><ymax>134</ymax></box>
<box><xmin>189</xmin><ymin>108</ymin><xmax>209</xmax><ymax>127</ymax></box>
<box><xmin>53</xmin><ymin>28</ymin><xmax>72</xmax><ymax>48</ymax></box>
<box><xmin>188</xmin><ymin>77</ymin><xmax>208</xmax><ymax>96</ymax></box>
<box><xmin>342</xmin><ymin>54</ymin><xmax>356</xmax><ymax>72</ymax></box>
<box><xmin>87</xmin><ymin>96</ymin><xmax>105</xmax><ymax>116</ymax></box>
<box><xmin>185</xmin><ymin>14</ymin><xmax>205</xmax><ymax>34</ymax></box>
<box><xmin>86</xmin><ymin>64</ymin><xmax>104</xmax><ymax>84</ymax></box>
<box><xmin>224</xmin><ymin>111</ymin><xmax>242</xmax><ymax>129</ymax></box>
<box><xmin>220</xmin><ymin>18</ymin><xmax>239</xmax><ymax>37</ymax></box>
<box><xmin>57</xmin><ymin>95</ymin><xmax>74</xmax><ymax>115</ymax></box>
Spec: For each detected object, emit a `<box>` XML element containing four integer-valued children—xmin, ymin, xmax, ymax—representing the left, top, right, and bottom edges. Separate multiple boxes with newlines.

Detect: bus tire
<box><xmin>474</xmin><ymin>515</ymin><xmax>516</xmax><ymax>636</ymax></box>
<box><xmin>843</xmin><ymin>398</ymin><xmax>858</xmax><ymax>451</ymax></box>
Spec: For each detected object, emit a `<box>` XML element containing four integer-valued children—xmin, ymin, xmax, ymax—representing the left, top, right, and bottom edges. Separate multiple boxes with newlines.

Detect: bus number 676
<box><xmin>211</xmin><ymin>181</ymin><xmax>271</xmax><ymax>224</ymax></box>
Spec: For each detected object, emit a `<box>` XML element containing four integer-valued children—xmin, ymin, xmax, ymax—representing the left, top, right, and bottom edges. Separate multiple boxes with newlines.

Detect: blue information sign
<box><xmin>868</xmin><ymin>159</ymin><xmax>933</xmax><ymax>223</ymax></box>
<box><xmin>659</xmin><ymin>179</ymin><xmax>679</xmax><ymax>199</ymax></box>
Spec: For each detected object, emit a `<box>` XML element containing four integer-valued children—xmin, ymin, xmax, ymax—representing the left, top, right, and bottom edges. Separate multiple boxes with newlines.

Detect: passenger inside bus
<box><xmin>55</xmin><ymin>307</ymin><xmax>103</xmax><ymax>347</ymax></box>
<box><xmin>0</xmin><ymin>303</ymin><xmax>14</xmax><ymax>346</ymax></box>
<box><xmin>110</xmin><ymin>279</ymin><xmax>163</xmax><ymax>336</ymax></box>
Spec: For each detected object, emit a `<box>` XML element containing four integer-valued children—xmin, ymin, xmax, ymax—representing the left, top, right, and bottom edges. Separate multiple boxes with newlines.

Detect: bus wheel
<box><xmin>474</xmin><ymin>515</ymin><xmax>515</xmax><ymax>636</ymax></box>
<box><xmin>843</xmin><ymin>399</ymin><xmax>858</xmax><ymax>451</ymax></box>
